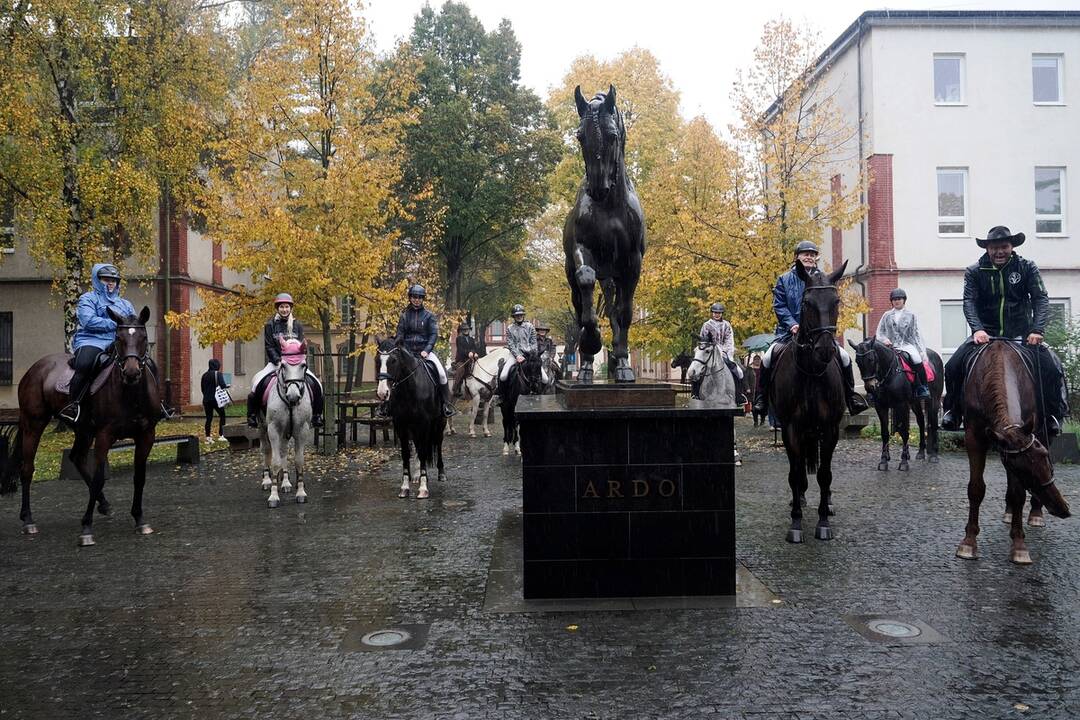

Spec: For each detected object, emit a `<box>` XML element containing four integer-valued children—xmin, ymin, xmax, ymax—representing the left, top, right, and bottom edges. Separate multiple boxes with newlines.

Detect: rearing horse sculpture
<box><xmin>563</xmin><ymin>85</ymin><xmax>645</xmax><ymax>384</ymax></box>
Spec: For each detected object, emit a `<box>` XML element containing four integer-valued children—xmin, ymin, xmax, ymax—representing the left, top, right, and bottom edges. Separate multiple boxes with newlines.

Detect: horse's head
<box><xmin>574</xmin><ymin>84</ymin><xmax>624</xmax><ymax>202</ymax></box>
<box><xmin>519</xmin><ymin>349</ymin><xmax>544</xmax><ymax>394</ymax></box>
<box><xmin>849</xmin><ymin>336</ymin><xmax>881</xmax><ymax>395</ymax></box>
<box><xmin>107</xmin><ymin>306</ymin><xmax>151</xmax><ymax>385</ymax></box>
<box><xmin>686</xmin><ymin>335</ymin><xmax>715</xmax><ymax>383</ymax></box>
<box><xmin>797</xmin><ymin>260</ymin><xmax>846</xmax><ymax>365</ymax></box>
<box><xmin>277</xmin><ymin>338</ymin><xmax>308</xmax><ymax>405</ymax></box>
<box><xmin>375</xmin><ymin>337</ymin><xmax>405</xmax><ymax>401</ymax></box>
<box><xmin>997</xmin><ymin>418</ymin><xmax>1071</xmax><ymax>519</ymax></box>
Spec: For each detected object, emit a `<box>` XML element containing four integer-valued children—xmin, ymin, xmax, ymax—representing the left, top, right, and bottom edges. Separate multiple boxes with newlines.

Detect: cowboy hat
<box><xmin>976</xmin><ymin>225</ymin><xmax>1025</xmax><ymax>248</ymax></box>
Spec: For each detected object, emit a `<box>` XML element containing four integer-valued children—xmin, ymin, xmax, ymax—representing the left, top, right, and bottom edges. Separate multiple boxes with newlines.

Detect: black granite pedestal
<box><xmin>516</xmin><ymin>390</ymin><xmax>741</xmax><ymax>599</ymax></box>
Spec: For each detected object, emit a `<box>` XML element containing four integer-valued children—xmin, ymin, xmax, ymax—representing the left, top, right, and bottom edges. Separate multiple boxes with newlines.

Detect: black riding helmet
<box><xmin>98</xmin><ymin>265</ymin><xmax>121</xmax><ymax>281</ymax></box>
<box><xmin>710</xmin><ymin>302</ymin><xmax>725</xmax><ymax>314</ymax></box>
<box><xmin>793</xmin><ymin>240</ymin><xmax>819</xmax><ymax>256</ymax></box>
<box><xmin>408</xmin><ymin>284</ymin><xmax>426</xmax><ymax>299</ymax></box>
<box><xmin>889</xmin><ymin>288</ymin><xmax>907</xmax><ymax>301</ymax></box>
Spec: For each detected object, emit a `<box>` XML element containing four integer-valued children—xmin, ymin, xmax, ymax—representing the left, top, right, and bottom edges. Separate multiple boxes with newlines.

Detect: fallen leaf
<box><xmin>565</xmin><ymin>624</ymin><xmax>579</xmax><ymax>632</ymax></box>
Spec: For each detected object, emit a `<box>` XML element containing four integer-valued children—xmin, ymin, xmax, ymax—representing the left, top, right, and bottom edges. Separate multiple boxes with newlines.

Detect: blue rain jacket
<box><xmin>72</xmin><ymin>264</ymin><xmax>136</xmax><ymax>351</ymax></box>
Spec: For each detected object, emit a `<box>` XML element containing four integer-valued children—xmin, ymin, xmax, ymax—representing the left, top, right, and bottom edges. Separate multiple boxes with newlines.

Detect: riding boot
<box><xmin>59</xmin><ymin>372</ymin><xmax>89</xmax><ymax>424</ymax></box>
<box><xmin>309</xmin><ymin>379</ymin><xmax>324</xmax><ymax>428</ymax></box>
<box><xmin>246</xmin><ymin>391</ymin><xmax>260</xmax><ymax>429</ymax></box>
<box><xmin>440</xmin><ymin>383</ymin><xmax>456</xmax><ymax>417</ymax></box>
<box><xmin>752</xmin><ymin>363</ymin><xmax>772</xmax><ymax>416</ymax></box>
<box><xmin>912</xmin><ymin>362</ymin><xmax>930</xmax><ymax>399</ymax></box>
<box><xmin>1038</xmin><ymin>345</ymin><xmax>1067</xmax><ymax>437</ymax></box>
<box><xmin>841</xmin><ymin>361</ymin><xmax>869</xmax><ymax>415</ymax></box>
<box><xmin>690</xmin><ymin>377</ymin><xmax>703</xmax><ymax>399</ymax></box>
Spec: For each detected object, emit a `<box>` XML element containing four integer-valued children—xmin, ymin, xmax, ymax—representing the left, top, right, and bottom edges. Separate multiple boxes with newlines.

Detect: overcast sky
<box><xmin>363</xmin><ymin>0</ymin><xmax>1080</xmax><ymax>132</ymax></box>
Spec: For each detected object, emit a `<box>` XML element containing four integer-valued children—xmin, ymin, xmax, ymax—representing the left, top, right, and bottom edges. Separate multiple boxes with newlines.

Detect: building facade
<box><xmin>807</xmin><ymin>10</ymin><xmax>1080</xmax><ymax>358</ymax></box>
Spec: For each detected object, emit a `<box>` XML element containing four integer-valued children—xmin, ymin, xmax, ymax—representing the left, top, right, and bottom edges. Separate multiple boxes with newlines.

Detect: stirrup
<box><xmin>247</xmin><ymin>414</ymin><xmax>259</xmax><ymax>429</ymax></box>
<box><xmin>59</xmin><ymin>402</ymin><xmax>81</xmax><ymax>423</ymax></box>
<box><xmin>1048</xmin><ymin>416</ymin><xmax>1062</xmax><ymax>437</ymax></box>
<box><xmin>915</xmin><ymin>385</ymin><xmax>930</xmax><ymax>399</ymax></box>
<box><xmin>941</xmin><ymin>410</ymin><xmax>962</xmax><ymax>431</ymax></box>
<box><xmin>443</xmin><ymin>404</ymin><xmax>456</xmax><ymax>418</ymax></box>
<box><xmin>312</xmin><ymin>415</ymin><xmax>324</xmax><ymax>428</ymax></box>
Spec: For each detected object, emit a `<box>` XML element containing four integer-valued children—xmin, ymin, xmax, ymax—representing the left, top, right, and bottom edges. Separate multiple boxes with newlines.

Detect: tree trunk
<box><xmin>343</xmin><ymin>326</ymin><xmax>356</xmax><ymax>394</ymax></box>
<box><xmin>355</xmin><ymin>331</ymin><xmax>369</xmax><ymax>390</ymax></box>
<box><xmin>319</xmin><ymin>307</ymin><xmax>337</xmax><ymax>453</ymax></box>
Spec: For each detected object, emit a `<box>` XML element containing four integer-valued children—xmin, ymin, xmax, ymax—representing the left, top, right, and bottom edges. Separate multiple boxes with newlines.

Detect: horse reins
<box><xmin>688</xmin><ymin>344</ymin><xmax>726</xmax><ymax>380</ymax></box>
<box><xmin>114</xmin><ymin>324</ymin><xmax>150</xmax><ymax>373</ymax></box>
<box><xmin>793</xmin><ymin>284</ymin><xmax>840</xmax><ymax>378</ymax></box>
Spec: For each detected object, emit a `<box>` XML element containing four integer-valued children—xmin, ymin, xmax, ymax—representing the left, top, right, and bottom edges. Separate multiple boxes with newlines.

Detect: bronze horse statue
<box><xmin>1</xmin><ymin>307</ymin><xmax>161</xmax><ymax>545</ymax></box>
<box><xmin>955</xmin><ymin>339</ymin><xmax>1069</xmax><ymax>564</ymax></box>
<box><xmin>769</xmin><ymin>262</ymin><xmax>849</xmax><ymax>543</ymax></box>
<box><xmin>563</xmin><ymin>85</ymin><xmax>645</xmax><ymax>384</ymax></box>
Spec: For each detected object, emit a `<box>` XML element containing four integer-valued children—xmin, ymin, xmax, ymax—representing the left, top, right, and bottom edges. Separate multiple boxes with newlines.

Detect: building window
<box><xmin>1048</xmin><ymin>298</ymin><xmax>1071</xmax><ymax>329</ymax></box>
<box><xmin>940</xmin><ymin>301</ymin><xmax>970</xmax><ymax>353</ymax></box>
<box><xmin>1035</xmin><ymin>167</ymin><xmax>1065</xmax><ymax>235</ymax></box>
<box><xmin>234</xmin><ymin>341</ymin><xmax>245</xmax><ymax>376</ymax></box>
<box><xmin>489</xmin><ymin>320</ymin><xmax>504</xmax><ymax>341</ymax></box>
<box><xmin>1033</xmin><ymin>54</ymin><xmax>1064</xmax><ymax>104</ymax></box>
<box><xmin>933</xmin><ymin>54</ymin><xmax>964</xmax><ymax>104</ymax></box>
<box><xmin>0</xmin><ymin>313</ymin><xmax>11</xmax><ymax>385</ymax></box>
<box><xmin>937</xmin><ymin>168</ymin><xmax>968</xmax><ymax>235</ymax></box>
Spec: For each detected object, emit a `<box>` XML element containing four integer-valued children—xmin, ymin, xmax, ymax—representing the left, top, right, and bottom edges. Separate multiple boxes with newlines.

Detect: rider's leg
<box><xmin>941</xmin><ymin>339</ymin><xmax>973</xmax><ymax>430</ymax></box>
<box><xmin>426</xmin><ymin>354</ymin><xmax>455</xmax><ymax>417</ymax></box>
<box><xmin>59</xmin><ymin>346</ymin><xmax>101</xmax><ymax>422</ymax></box>
<box><xmin>1037</xmin><ymin>344</ymin><xmax>1068</xmax><ymax>436</ymax></box>
<box><xmin>752</xmin><ymin>344</ymin><xmax>776</xmax><ymax>415</ymax></box>
<box><xmin>837</xmin><ymin>346</ymin><xmax>869</xmax><ymax>415</ymax></box>
<box><xmin>451</xmin><ymin>362</ymin><xmax>466</xmax><ymax>397</ymax></box>
<box><xmin>247</xmin><ymin>364</ymin><xmax>275</xmax><ymax>428</ymax></box>
<box><xmin>305</xmin><ymin>370</ymin><xmax>324</xmax><ymax>428</ymax></box>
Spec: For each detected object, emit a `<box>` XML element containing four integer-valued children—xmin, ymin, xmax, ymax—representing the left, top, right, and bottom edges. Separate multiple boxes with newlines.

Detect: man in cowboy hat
<box><xmin>941</xmin><ymin>226</ymin><xmax>1068</xmax><ymax>434</ymax></box>
<box><xmin>451</xmin><ymin>321</ymin><xmax>481</xmax><ymax>398</ymax></box>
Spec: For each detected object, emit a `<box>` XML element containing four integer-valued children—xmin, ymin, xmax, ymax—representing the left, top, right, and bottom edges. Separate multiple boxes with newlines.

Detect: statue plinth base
<box><xmin>516</xmin><ymin>393</ymin><xmax>741</xmax><ymax>599</ymax></box>
<box><xmin>555</xmin><ymin>380</ymin><xmax>675</xmax><ymax>409</ymax></box>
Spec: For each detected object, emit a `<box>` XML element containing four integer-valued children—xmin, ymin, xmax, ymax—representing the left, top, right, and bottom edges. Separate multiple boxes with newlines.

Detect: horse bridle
<box><xmin>793</xmin><ymin>285</ymin><xmax>840</xmax><ymax>377</ymax></box>
<box><xmin>854</xmin><ymin>342</ymin><xmax>900</xmax><ymax>385</ymax></box>
<box><xmin>377</xmin><ymin>347</ymin><xmax>421</xmax><ymax>388</ymax></box>
<box><xmin>688</xmin><ymin>343</ymin><xmax>725</xmax><ymax>379</ymax></box>
<box><xmin>276</xmin><ymin>361</ymin><xmax>307</xmax><ymax>407</ymax></box>
<box><xmin>113</xmin><ymin>324</ymin><xmax>150</xmax><ymax>375</ymax></box>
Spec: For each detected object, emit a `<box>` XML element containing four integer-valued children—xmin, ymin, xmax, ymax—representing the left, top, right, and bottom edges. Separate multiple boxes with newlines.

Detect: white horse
<box><xmin>685</xmin><ymin>338</ymin><xmax>742</xmax><ymax>466</ymax></box>
<box><xmin>448</xmin><ymin>347</ymin><xmax>511</xmax><ymax>438</ymax></box>
<box><xmin>258</xmin><ymin>338</ymin><xmax>314</xmax><ymax>508</ymax></box>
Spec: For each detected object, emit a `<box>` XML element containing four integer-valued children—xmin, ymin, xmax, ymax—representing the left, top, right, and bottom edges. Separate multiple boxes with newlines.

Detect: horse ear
<box><xmin>574</xmin><ymin>85</ymin><xmax>588</xmax><ymax>118</ymax></box>
<box><xmin>107</xmin><ymin>308</ymin><xmax>124</xmax><ymax>324</ymax></box>
<box><xmin>795</xmin><ymin>259</ymin><xmax>812</xmax><ymax>284</ymax></box>
<box><xmin>279</xmin><ymin>336</ymin><xmax>288</xmax><ymax>349</ymax></box>
<box><xmin>138</xmin><ymin>306</ymin><xmax>151</xmax><ymax>325</ymax></box>
<box><xmin>604</xmin><ymin>85</ymin><xmax>616</xmax><ymax>113</ymax></box>
<box><xmin>298</xmin><ymin>341</ymin><xmax>307</xmax><ymax>355</ymax></box>
<box><xmin>827</xmin><ymin>259</ymin><xmax>849</xmax><ymax>286</ymax></box>
<box><xmin>847</xmin><ymin>338</ymin><xmax>859</xmax><ymax>351</ymax></box>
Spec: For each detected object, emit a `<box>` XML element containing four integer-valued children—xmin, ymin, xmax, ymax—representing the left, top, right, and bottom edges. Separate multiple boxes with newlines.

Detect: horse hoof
<box><xmin>916</xmin><ymin>450</ymin><xmax>926</xmax><ymax>460</ymax></box>
<box><xmin>1028</xmin><ymin>515</ymin><xmax>1045</xmax><ymax>528</ymax></box>
<box><xmin>898</xmin><ymin>461</ymin><xmax>910</xmax><ymax>472</ymax></box>
<box><xmin>735</xmin><ymin>459</ymin><xmax>742</xmax><ymax>467</ymax></box>
<box><xmin>1010</xmin><ymin>549</ymin><xmax>1033</xmax><ymax>565</ymax></box>
<box><xmin>267</xmin><ymin>499</ymin><xmax>279</xmax><ymax>509</ymax></box>
<box><xmin>815</xmin><ymin>526</ymin><xmax>833</xmax><ymax>541</ymax></box>
<box><xmin>398</xmin><ymin>488</ymin><xmax>410</xmax><ymax>499</ymax></box>
<box><xmin>417</xmin><ymin>489</ymin><xmax>430</xmax><ymax>500</ymax></box>
<box><xmin>929</xmin><ymin>455</ymin><xmax>940</xmax><ymax>464</ymax></box>
<box><xmin>280</xmin><ymin>485</ymin><xmax>291</xmax><ymax>495</ymax></box>
<box><xmin>877</xmin><ymin>462</ymin><xmax>889</xmax><ymax>471</ymax></box>
<box><xmin>97</xmin><ymin>501</ymin><xmax>111</xmax><ymax>516</ymax></box>
<box><xmin>135</xmin><ymin>524</ymin><xmax>154</xmax><ymax>536</ymax></box>
<box><xmin>295</xmin><ymin>495</ymin><xmax>307</xmax><ymax>504</ymax></box>
<box><xmin>78</xmin><ymin>534</ymin><xmax>95</xmax><ymax>547</ymax></box>
<box><xmin>1002</xmin><ymin>512</ymin><xmax>1013</xmax><ymax>524</ymax></box>
<box><xmin>438</xmin><ymin>473</ymin><xmax>447</xmax><ymax>483</ymax></box>
<box><xmin>261</xmin><ymin>479</ymin><xmax>272</xmax><ymax>491</ymax></box>
<box><xmin>786</xmin><ymin>529</ymin><xmax>803</xmax><ymax>544</ymax></box>
<box><xmin>484</xmin><ymin>431</ymin><xmax>491</xmax><ymax>438</ymax></box>
<box><xmin>502</xmin><ymin>446</ymin><xmax>509</xmax><ymax>456</ymax></box>
<box><xmin>22</xmin><ymin>523</ymin><xmax>38</xmax><ymax>535</ymax></box>
<box><xmin>468</xmin><ymin>432</ymin><xmax>476</xmax><ymax>438</ymax></box>
<box><xmin>956</xmin><ymin>544</ymin><xmax>977</xmax><ymax>560</ymax></box>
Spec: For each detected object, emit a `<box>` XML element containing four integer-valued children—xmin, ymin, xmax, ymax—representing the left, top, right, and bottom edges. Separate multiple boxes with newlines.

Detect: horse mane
<box><xmin>972</xmin><ymin>342</ymin><xmax>1032</xmax><ymax>447</ymax></box>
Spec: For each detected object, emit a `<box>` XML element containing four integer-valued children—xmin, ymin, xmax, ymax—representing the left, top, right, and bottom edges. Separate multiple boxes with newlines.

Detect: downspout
<box><xmin>163</xmin><ymin>183</ymin><xmax>172</xmax><ymax>411</ymax></box>
<box><xmin>852</xmin><ymin>15</ymin><xmax>868</xmax><ymax>337</ymax></box>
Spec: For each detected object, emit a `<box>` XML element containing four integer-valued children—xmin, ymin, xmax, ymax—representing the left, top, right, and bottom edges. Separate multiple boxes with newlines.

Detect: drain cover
<box><xmin>844</xmin><ymin>615</ymin><xmax>945</xmax><ymax>645</ymax></box>
<box><xmin>866</xmin><ymin>619</ymin><xmax>921</xmax><ymax>638</ymax></box>
<box><xmin>361</xmin><ymin>629</ymin><xmax>411</xmax><ymax>647</ymax></box>
<box><xmin>340</xmin><ymin>623</ymin><xmax>429</xmax><ymax>653</ymax></box>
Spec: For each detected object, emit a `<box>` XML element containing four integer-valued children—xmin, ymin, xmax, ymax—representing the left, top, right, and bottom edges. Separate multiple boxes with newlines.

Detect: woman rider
<box><xmin>59</xmin><ymin>264</ymin><xmax>137</xmax><ymax>423</ymax></box>
<box><xmin>875</xmin><ymin>288</ymin><xmax>930</xmax><ymax>399</ymax></box>
<box><xmin>245</xmin><ymin>293</ymin><xmax>324</xmax><ymax>428</ymax></box>
<box><xmin>394</xmin><ymin>285</ymin><xmax>455</xmax><ymax>417</ymax></box>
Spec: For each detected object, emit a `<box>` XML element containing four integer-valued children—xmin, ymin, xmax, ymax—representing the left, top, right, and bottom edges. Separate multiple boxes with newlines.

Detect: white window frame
<box><xmin>936</xmin><ymin>167</ymin><xmax>969</xmax><ymax>237</ymax></box>
<box><xmin>1032</xmin><ymin>54</ymin><xmax>1065</xmax><ymax>105</ymax></box>
<box><xmin>1048</xmin><ymin>298</ymin><xmax>1072</xmax><ymax>328</ymax></box>
<box><xmin>1034</xmin><ymin>166</ymin><xmax>1066</xmax><ymax>236</ymax></box>
<box><xmin>939</xmin><ymin>300</ymin><xmax>970</xmax><ymax>355</ymax></box>
<box><xmin>933</xmin><ymin>54</ymin><xmax>965</xmax><ymax>106</ymax></box>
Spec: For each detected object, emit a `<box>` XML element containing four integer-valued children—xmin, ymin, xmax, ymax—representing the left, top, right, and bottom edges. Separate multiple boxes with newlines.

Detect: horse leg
<box><xmin>260</xmin><ymin>427</ymin><xmax>272</xmax><ymax>491</ymax></box>
<box><xmin>956</xmin><ymin>431</ymin><xmax>987</xmax><ymax>559</ymax></box>
<box><xmin>502</xmin><ymin>395</ymin><xmax>514</xmax><ymax>456</ymax></box>
<box><xmin>782</xmin><ymin>426</ymin><xmax>805</xmax><ymax>543</ymax></box>
<box><xmin>294</xmin><ymin>434</ymin><xmax>307</xmax><ymax>505</ymax></box>
<box><xmin>877</xmin><ymin>404</ymin><xmax>890</xmax><ymax>471</ymax></box>
<box><xmin>482</xmin><ymin>395</ymin><xmax>493</xmax><ymax>438</ymax></box>
<box><xmin>568</xmin><ymin>249</ymin><xmax>600</xmax><ymax>383</ymax></box>
<box><xmin>815</xmin><ymin>426</ymin><xmax>839</xmax><ymax>540</ymax></box>
<box><xmin>1027</xmin><ymin>495</ymin><xmax>1045</xmax><ymax>527</ymax></box>
<box><xmin>69</xmin><ymin>431</ymin><xmax>108</xmax><ymax>516</ymax></box>
<box><xmin>470</xmin><ymin>391</ymin><xmax>480</xmax><ymax>438</ymax></box>
<box><xmin>417</xmin><ymin>450</ymin><xmax>430</xmax><ymax>500</ymax></box>
<box><xmin>18</xmin><ymin>420</ymin><xmax>48</xmax><ymax>534</ymax></box>
<box><xmin>266</xmin><ymin>429</ymin><xmax>283</xmax><ymax>508</ymax></box>
<box><xmin>898</xmin><ymin>403</ymin><xmax>911</xmax><ymax>472</ymax></box>
<box><xmin>436</xmin><ymin>433</ymin><xmax>447</xmax><ymax>483</ymax></box>
<box><xmin>398</xmin><ymin>429</ymin><xmax>412</xmax><ymax>499</ymax></box>
<box><xmin>79</xmin><ymin>435</ymin><xmax>112</xmax><ymax>546</ymax></box>
<box><xmin>131</xmin><ymin>430</ymin><xmax>154</xmax><ymax>535</ymax></box>
<box><xmin>610</xmin><ymin>274</ymin><xmax>638</xmax><ymax>383</ymax></box>
<box><xmin>1006</xmin><ymin>470</ymin><xmax>1032</xmax><ymax>565</ymax></box>
<box><xmin>913</xmin><ymin>400</ymin><xmax>927</xmax><ymax>460</ymax></box>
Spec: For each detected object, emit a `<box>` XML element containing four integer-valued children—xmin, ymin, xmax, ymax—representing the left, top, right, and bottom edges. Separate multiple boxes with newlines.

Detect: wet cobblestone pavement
<box><xmin>3</xmin><ymin>420</ymin><xmax>1080</xmax><ymax>719</ymax></box>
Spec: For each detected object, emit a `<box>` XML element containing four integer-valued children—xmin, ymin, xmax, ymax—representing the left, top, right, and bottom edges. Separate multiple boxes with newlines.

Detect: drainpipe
<box><xmin>163</xmin><ymin>182</ymin><xmax>172</xmax><ymax>411</ymax></box>
<box><xmin>852</xmin><ymin>16</ymin><xmax>869</xmax><ymax>337</ymax></box>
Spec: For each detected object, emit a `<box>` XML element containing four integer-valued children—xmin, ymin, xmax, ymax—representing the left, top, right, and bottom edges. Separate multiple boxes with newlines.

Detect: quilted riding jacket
<box><xmin>395</xmin><ymin>305</ymin><xmax>438</xmax><ymax>354</ymax></box>
<box><xmin>962</xmin><ymin>252</ymin><xmax>1049</xmax><ymax>337</ymax></box>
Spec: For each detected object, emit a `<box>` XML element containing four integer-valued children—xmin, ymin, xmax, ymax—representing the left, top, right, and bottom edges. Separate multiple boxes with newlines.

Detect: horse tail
<box><xmin>0</xmin><ymin>428</ymin><xmax>22</xmax><ymax>496</ymax></box>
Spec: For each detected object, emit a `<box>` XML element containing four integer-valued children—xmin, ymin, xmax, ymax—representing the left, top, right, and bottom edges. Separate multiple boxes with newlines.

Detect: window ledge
<box><xmin>1035</xmin><ymin>233</ymin><xmax>1069</xmax><ymax>238</ymax></box>
<box><xmin>938</xmin><ymin>234</ymin><xmax>971</xmax><ymax>239</ymax></box>
<box><xmin>1033</xmin><ymin>102</ymin><xmax>1066</xmax><ymax>106</ymax></box>
<box><xmin>934</xmin><ymin>102</ymin><xmax>967</xmax><ymax>107</ymax></box>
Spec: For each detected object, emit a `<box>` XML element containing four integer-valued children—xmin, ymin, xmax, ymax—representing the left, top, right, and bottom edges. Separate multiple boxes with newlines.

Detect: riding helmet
<box><xmin>274</xmin><ymin>292</ymin><xmax>294</xmax><ymax>306</ymax></box>
<box><xmin>793</xmin><ymin>240</ymin><xmax>820</xmax><ymax>256</ymax></box>
<box><xmin>458</xmin><ymin>322</ymin><xmax>470</xmax><ymax>332</ymax></box>
<box><xmin>98</xmin><ymin>265</ymin><xmax>121</xmax><ymax>281</ymax></box>
<box><xmin>511</xmin><ymin>304</ymin><xmax>526</xmax><ymax>317</ymax></box>
<box><xmin>889</xmin><ymin>288</ymin><xmax>907</xmax><ymax>301</ymax></box>
<box><xmin>710</xmin><ymin>302</ymin><xmax>725</xmax><ymax>314</ymax></box>
<box><xmin>408</xmin><ymin>284</ymin><xmax>426</xmax><ymax>298</ymax></box>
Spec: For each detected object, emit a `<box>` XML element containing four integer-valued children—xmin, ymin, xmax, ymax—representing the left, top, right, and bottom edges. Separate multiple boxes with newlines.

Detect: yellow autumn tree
<box><xmin>188</xmin><ymin>0</ymin><xmax>416</xmax><ymax>442</ymax></box>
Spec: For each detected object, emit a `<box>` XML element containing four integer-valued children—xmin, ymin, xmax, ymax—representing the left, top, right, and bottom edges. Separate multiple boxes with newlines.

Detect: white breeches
<box><xmin>425</xmin><ymin>353</ymin><xmax>448</xmax><ymax>384</ymax></box>
<box><xmin>500</xmin><ymin>359</ymin><xmax>517</xmax><ymax>381</ymax></box>
<box><xmin>893</xmin><ymin>344</ymin><xmax>922</xmax><ymax>363</ymax></box>
<box><xmin>762</xmin><ymin>341</ymin><xmax>851</xmax><ymax>368</ymax></box>
<box><xmin>252</xmin><ymin>362</ymin><xmax>323</xmax><ymax>390</ymax></box>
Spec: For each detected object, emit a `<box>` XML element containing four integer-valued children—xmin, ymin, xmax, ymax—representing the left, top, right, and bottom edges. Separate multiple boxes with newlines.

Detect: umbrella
<box><xmin>742</xmin><ymin>333</ymin><xmax>776</xmax><ymax>352</ymax></box>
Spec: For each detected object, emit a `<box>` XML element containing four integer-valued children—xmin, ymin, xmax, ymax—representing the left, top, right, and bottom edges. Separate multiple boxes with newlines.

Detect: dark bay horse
<box><xmin>500</xmin><ymin>350</ymin><xmax>544</xmax><ymax>456</ymax></box>
<box><xmin>851</xmin><ymin>338</ymin><xmax>944</xmax><ymax>471</ymax></box>
<box><xmin>956</xmin><ymin>339</ymin><xmax>1069</xmax><ymax>564</ymax></box>
<box><xmin>563</xmin><ymin>85</ymin><xmax>645</xmax><ymax>384</ymax></box>
<box><xmin>1</xmin><ymin>307</ymin><xmax>160</xmax><ymax>545</ymax></box>
<box><xmin>769</xmin><ymin>261</ymin><xmax>849</xmax><ymax>543</ymax></box>
<box><xmin>376</xmin><ymin>339</ymin><xmax>446</xmax><ymax>500</ymax></box>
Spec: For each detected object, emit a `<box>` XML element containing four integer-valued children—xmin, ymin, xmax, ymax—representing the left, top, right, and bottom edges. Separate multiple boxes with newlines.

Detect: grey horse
<box><xmin>259</xmin><ymin>338</ymin><xmax>314</xmax><ymax>508</ymax></box>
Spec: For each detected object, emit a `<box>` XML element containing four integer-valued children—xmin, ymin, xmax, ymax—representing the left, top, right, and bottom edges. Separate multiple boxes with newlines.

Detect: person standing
<box><xmin>201</xmin><ymin>358</ymin><xmax>228</xmax><ymax>443</ymax></box>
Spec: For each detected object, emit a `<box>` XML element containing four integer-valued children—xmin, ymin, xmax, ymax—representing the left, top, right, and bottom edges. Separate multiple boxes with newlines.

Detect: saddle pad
<box><xmin>261</xmin><ymin>375</ymin><xmax>316</xmax><ymax>408</ymax></box>
<box><xmin>898</xmin><ymin>356</ymin><xmax>936</xmax><ymax>384</ymax></box>
<box><xmin>55</xmin><ymin>361</ymin><xmax>114</xmax><ymax>397</ymax></box>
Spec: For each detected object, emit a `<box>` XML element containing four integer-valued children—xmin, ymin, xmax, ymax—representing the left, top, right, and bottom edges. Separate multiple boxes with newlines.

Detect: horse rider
<box><xmin>451</xmin><ymin>322</ymin><xmax>481</xmax><ymax>398</ymax></box>
<box><xmin>536</xmin><ymin>324</ymin><xmax>557</xmax><ymax>360</ymax></box>
<box><xmin>499</xmin><ymin>304</ymin><xmax>537</xmax><ymax>388</ymax></box>
<box><xmin>941</xmin><ymin>225</ymin><xmax>1068</xmax><ymax>435</ymax></box>
<box><xmin>875</xmin><ymin>288</ymin><xmax>930</xmax><ymax>399</ymax></box>
<box><xmin>692</xmin><ymin>301</ymin><xmax>743</xmax><ymax>398</ymax></box>
<box><xmin>752</xmin><ymin>240</ymin><xmax>869</xmax><ymax>417</ymax></box>
<box><xmin>246</xmin><ymin>292</ymin><xmax>325</xmax><ymax>429</ymax></box>
<box><xmin>394</xmin><ymin>284</ymin><xmax>455</xmax><ymax>417</ymax></box>
<box><xmin>59</xmin><ymin>264</ymin><xmax>138</xmax><ymax>423</ymax></box>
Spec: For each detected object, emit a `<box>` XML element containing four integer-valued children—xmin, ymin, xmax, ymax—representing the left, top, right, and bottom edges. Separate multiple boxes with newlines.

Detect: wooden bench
<box><xmin>222</xmin><ymin>423</ymin><xmax>261</xmax><ymax>451</ymax></box>
<box><xmin>60</xmin><ymin>434</ymin><xmax>199</xmax><ymax>481</ymax></box>
<box><xmin>337</xmin><ymin>400</ymin><xmax>393</xmax><ymax>447</ymax></box>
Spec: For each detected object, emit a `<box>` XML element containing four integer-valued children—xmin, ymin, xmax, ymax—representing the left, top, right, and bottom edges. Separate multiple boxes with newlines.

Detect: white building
<box><xmin>807</xmin><ymin>10</ymin><xmax>1080</xmax><ymax>358</ymax></box>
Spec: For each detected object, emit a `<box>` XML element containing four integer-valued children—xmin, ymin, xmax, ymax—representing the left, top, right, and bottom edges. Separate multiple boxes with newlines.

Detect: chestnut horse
<box><xmin>955</xmin><ymin>339</ymin><xmax>1070</xmax><ymax>564</ymax></box>
<box><xmin>0</xmin><ymin>307</ymin><xmax>161</xmax><ymax>546</ymax></box>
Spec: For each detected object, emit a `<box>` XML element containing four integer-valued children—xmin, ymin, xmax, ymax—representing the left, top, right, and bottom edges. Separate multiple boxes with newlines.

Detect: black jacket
<box><xmin>395</xmin><ymin>306</ymin><xmax>438</xmax><ymax>354</ymax></box>
<box><xmin>264</xmin><ymin>315</ymin><xmax>305</xmax><ymax>364</ymax></box>
<box><xmin>200</xmin><ymin>359</ymin><xmax>227</xmax><ymax>405</ymax></box>
<box><xmin>963</xmin><ymin>252</ymin><xmax>1049</xmax><ymax>337</ymax></box>
<box><xmin>455</xmin><ymin>334</ymin><xmax>480</xmax><ymax>363</ymax></box>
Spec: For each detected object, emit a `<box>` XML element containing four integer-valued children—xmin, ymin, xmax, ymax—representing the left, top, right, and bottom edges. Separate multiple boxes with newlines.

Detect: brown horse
<box><xmin>769</xmin><ymin>261</ymin><xmax>849</xmax><ymax>543</ymax></box>
<box><xmin>956</xmin><ymin>339</ymin><xmax>1069</xmax><ymax>564</ymax></box>
<box><xmin>0</xmin><ymin>306</ymin><xmax>161</xmax><ymax>546</ymax></box>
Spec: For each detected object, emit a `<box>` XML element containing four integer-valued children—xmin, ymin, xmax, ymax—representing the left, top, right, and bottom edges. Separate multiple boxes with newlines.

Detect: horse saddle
<box><xmin>897</xmin><ymin>353</ymin><xmax>936</xmax><ymax>384</ymax></box>
<box><xmin>260</xmin><ymin>373</ymin><xmax>316</xmax><ymax>409</ymax></box>
<box><xmin>56</xmin><ymin>352</ymin><xmax>114</xmax><ymax>396</ymax></box>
